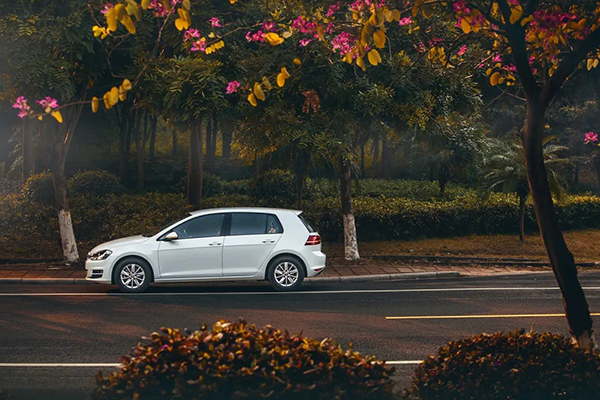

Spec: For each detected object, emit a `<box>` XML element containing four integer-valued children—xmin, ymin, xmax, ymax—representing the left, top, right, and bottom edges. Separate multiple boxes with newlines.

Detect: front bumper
<box><xmin>85</xmin><ymin>259</ymin><xmax>112</xmax><ymax>284</ymax></box>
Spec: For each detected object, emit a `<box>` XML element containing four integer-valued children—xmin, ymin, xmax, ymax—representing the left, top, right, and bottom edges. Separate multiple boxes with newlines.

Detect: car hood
<box><xmin>90</xmin><ymin>235</ymin><xmax>150</xmax><ymax>253</ymax></box>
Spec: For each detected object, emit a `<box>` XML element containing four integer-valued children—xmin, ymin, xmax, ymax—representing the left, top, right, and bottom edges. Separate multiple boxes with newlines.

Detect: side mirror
<box><xmin>164</xmin><ymin>231</ymin><xmax>179</xmax><ymax>241</ymax></box>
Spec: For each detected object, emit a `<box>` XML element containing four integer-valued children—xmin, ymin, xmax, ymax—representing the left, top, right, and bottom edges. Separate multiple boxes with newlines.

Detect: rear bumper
<box><xmin>304</xmin><ymin>250</ymin><xmax>326</xmax><ymax>277</ymax></box>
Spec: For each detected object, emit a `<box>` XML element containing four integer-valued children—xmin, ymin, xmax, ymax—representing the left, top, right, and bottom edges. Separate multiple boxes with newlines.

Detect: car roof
<box><xmin>189</xmin><ymin>207</ymin><xmax>302</xmax><ymax>216</ymax></box>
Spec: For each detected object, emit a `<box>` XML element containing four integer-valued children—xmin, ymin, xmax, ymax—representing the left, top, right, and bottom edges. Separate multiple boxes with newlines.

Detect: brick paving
<box><xmin>0</xmin><ymin>257</ymin><xmax>559</xmax><ymax>283</ymax></box>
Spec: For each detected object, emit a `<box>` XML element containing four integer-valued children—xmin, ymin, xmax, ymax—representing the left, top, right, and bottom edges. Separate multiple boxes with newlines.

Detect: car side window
<box><xmin>172</xmin><ymin>214</ymin><xmax>224</xmax><ymax>239</ymax></box>
<box><xmin>266</xmin><ymin>214</ymin><xmax>283</xmax><ymax>234</ymax></box>
<box><xmin>230</xmin><ymin>213</ymin><xmax>282</xmax><ymax>236</ymax></box>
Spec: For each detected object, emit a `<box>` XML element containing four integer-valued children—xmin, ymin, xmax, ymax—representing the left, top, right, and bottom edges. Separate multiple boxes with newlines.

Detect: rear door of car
<box><xmin>222</xmin><ymin>212</ymin><xmax>283</xmax><ymax>277</ymax></box>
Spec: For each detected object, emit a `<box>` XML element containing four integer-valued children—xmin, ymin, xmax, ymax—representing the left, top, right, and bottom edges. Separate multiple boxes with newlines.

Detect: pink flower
<box><xmin>326</xmin><ymin>2</ymin><xmax>340</xmax><ymax>17</ymax></box>
<box><xmin>398</xmin><ymin>17</ymin><xmax>412</xmax><ymax>26</ymax></box>
<box><xmin>292</xmin><ymin>16</ymin><xmax>317</xmax><ymax>34</ymax></box>
<box><xmin>584</xmin><ymin>132</ymin><xmax>598</xmax><ymax>144</ymax></box>
<box><xmin>191</xmin><ymin>39</ymin><xmax>206</xmax><ymax>52</ymax></box>
<box><xmin>299</xmin><ymin>38</ymin><xmax>312</xmax><ymax>47</ymax></box>
<box><xmin>12</xmin><ymin>96</ymin><xmax>31</xmax><ymax>119</ymax></box>
<box><xmin>209</xmin><ymin>17</ymin><xmax>221</xmax><ymax>28</ymax></box>
<box><xmin>183</xmin><ymin>28</ymin><xmax>200</xmax><ymax>41</ymax></box>
<box><xmin>35</xmin><ymin>97</ymin><xmax>59</xmax><ymax>112</ymax></box>
<box><xmin>100</xmin><ymin>3</ymin><xmax>113</xmax><ymax>14</ymax></box>
<box><xmin>262</xmin><ymin>21</ymin><xmax>276</xmax><ymax>32</ymax></box>
<box><xmin>457</xmin><ymin>45</ymin><xmax>467</xmax><ymax>56</ymax></box>
<box><xmin>226</xmin><ymin>81</ymin><xmax>241</xmax><ymax>94</ymax></box>
<box><xmin>453</xmin><ymin>1</ymin><xmax>470</xmax><ymax>14</ymax></box>
<box><xmin>246</xmin><ymin>30</ymin><xmax>266</xmax><ymax>42</ymax></box>
<box><xmin>492</xmin><ymin>54</ymin><xmax>502</xmax><ymax>63</ymax></box>
<box><xmin>508</xmin><ymin>0</ymin><xmax>520</xmax><ymax>5</ymax></box>
<box><xmin>331</xmin><ymin>31</ymin><xmax>356</xmax><ymax>56</ymax></box>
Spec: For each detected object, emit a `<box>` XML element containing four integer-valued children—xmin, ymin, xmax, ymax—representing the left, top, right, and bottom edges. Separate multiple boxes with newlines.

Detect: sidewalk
<box><xmin>0</xmin><ymin>257</ymin><xmax>558</xmax><ymax>284</ymax></box>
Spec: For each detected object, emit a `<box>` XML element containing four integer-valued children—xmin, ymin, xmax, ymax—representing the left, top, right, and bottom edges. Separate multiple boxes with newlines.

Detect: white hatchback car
<box><xmin>85</xmin><ymin>208</ymin><xmax>326</xmax><ymax>293</ymax></box>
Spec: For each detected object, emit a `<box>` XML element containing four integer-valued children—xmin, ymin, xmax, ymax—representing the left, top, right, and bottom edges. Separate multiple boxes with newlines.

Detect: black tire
<box><xmin>267</xmin><ymin>256</ymin><xmax>305</xmax><ymax>291</ymax></box>
<box><xmin>114</xmin><ymin>258</ymin><xmax>152</xmax><ymax>293</ymax></box>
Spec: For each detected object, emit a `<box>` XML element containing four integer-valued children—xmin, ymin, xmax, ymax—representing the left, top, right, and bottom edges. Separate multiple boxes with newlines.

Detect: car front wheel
<box><xmin>267</xmin><ymin>256</ymin><xmax>305</xmax><ymax>291</ymax></box>
<box><xmin>114</xmin><ymin>258</ymin><xmax>152</xmax><ymax>293</ymax></box>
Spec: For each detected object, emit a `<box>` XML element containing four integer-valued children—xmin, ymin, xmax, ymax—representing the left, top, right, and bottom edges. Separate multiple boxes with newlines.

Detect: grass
<box><xmin>323</xmin><ymin>229</ymin><xmax>600</xmax><ymax>262</ymax></box>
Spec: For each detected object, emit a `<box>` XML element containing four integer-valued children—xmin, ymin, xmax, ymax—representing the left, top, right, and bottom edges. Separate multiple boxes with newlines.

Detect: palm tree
<box><xmin>483</xmin><ymin>136</ymin><xmax>569</xmax><ymax>241</ymax></box>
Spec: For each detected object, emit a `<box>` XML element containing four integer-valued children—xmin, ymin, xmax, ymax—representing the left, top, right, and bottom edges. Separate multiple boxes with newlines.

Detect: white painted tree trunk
<box><xmin>58</xmin><ymin>209</ymin><xmax>79</xmax><ymax>263</ymax></box>
<box><xmin>343</xmin><ymin>213</ymin><xmax>360</xmax><ymax>261</ymax></box>
<box><xmin>574</xmin><ymin>330</ymin><xmax>597</xmax><ymax>350</ymax></box>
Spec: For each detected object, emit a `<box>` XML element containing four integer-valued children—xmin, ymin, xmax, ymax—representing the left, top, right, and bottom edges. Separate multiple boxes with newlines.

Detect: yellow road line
<box><xmin>386</xmin><ymin>313</ymin><xmax>600</xmax><ymax>320</ymax></box>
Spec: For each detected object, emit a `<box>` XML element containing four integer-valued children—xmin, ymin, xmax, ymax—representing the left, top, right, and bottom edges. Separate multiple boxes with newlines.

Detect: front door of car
<box><xmin>157</xmin><ymin>213</ymin><xmax>225</xmax><ymax>279</ymax></box>
<box><xmin>222</xmin><ymin>213</ymin><xmax>283</xmax><ymax>277</ymax></box>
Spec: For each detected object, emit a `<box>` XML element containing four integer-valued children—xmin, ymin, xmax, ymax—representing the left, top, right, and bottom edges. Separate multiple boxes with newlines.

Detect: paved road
<box><xmin>1</xmin><ymin>272</ymin><xmax>600</xmax><ymax>399</ymax></box>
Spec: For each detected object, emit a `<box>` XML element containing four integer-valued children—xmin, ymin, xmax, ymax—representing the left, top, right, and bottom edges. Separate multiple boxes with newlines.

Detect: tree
<box><xmin>483</xmin><ymin>136</ymin><xmax>568</xmax><ymax>241</ymax></box>
<box><xmin>405</xmin><ymin>0</ymin><xmax>600</xmax><ymax>348</ymax></box>
<box><xmin>1</xmin><ymin>0</ymin><xmax>110</xmax><ymax>262</ymax></box>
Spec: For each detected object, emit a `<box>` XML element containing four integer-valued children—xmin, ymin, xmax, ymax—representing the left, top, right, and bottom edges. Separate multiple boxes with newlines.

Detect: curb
<box><xmin>0</xmin><ymin>272</ymin><xmax>461</xmax><ymax>285</ymax></box>
<box><xmin>365</xmin><ymin>255</ymin><xmax>599</xmax><ymax>268</ymax></box>
<box><xmin>0</xmin><ymin>278</ymin><xmax>91</xmax><ymax>285</ymax></box>
<box><xmin>305</xmin><ymin>271</ymin><xmax>460</xmax><ymax>283</ymax></box>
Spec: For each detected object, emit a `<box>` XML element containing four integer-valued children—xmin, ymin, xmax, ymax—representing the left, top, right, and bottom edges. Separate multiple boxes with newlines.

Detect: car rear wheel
<box><xmin>267</xmin><ymin>256</ymin><xmax>305</xmax><ymax>291</ymax></box>
<box><xmin>114</xmin><ymin>258</ymin><xmax>151</xmax><ymax>293</ymax></box>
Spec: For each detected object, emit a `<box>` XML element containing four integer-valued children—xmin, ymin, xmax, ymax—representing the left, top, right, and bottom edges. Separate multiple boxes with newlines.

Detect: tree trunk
<box><xmin>518</xmin><ymin>194</ymin><xmax>526</xmax><ymax>242</ymax></box>
<box><xmin>172</xmin><ymin>127</ymin><xmax>178</xmax><ymax>158</ymax></box>
<box><xmin>188</xmin><ymin>118</ymin><xmax>204</xmax><ymax>210</ymax></box>
<box><xmin>22</xmin><ymin>120</ymin><xmax>35</xmax><ymax>181</ymax></box>
<box><xmin>594</xmin><ymin>154</ymin><xmax>600</xmax><ymax>190</ymax></box>
<box><xmin>360</xmin><ymin>143</ymin><xmax>366</xmax><ymax>178</ymax></box>
<box><xmin>381</xmin><ymin>133</ymin><xmax>391</xmax><ymax>178</ymax></box>
<box><xmin>149</xmin><ymin>116</ymin><xmax>157</xmax><ymax>161</ymax></box>
<box><xmin>206</xmin><ymin>116</ymin><xmax>217</xmax><ymax>171</ymax></box>
<box><xmin>339</xmin><ymin>158</ymin><xmax>359</xmax><ymax>260</ymax></box>
<box><xmin>51</xmin><ymin>151</ymin><xmax>78</xmax><ymax>263</ymax></box>
<box><xmin>524</xmin><ymin>102</ymin><xmax>595</xmax><ymax>348</ymax></box>
<box><xmin>222</xmin><ymin>129</ymin><xmax>232</xmax><ymax>159</ymax></box>
<box><xmin>438</xmin><ymin>163</ymin><xmax>450</xmax><ymax>198</ymax></box>
<box><xmin>135</xmin><ymin>110</ymin><xmax>144</xmax><ymax>191</ymax></box>
<box><xmin>47</xmin><ymin>104</ymin><xmax>83</xmax><ymax>263</ymax></box>
<box><xmin>295</xmin><ymin>173</ymin><xmax>304</xmax><ymax>210</ymax></box>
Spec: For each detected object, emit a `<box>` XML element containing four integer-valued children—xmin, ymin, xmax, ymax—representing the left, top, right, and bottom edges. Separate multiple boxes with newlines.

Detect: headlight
<box><xmin>88</xmin><ymin>249</ymin><xmax>112</xmax><ymax>260</ymax></box>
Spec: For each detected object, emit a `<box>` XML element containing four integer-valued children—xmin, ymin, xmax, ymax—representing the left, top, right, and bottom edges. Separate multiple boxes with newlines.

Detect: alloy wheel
<box><xmin>120</xmin><ymin>263</ymin><xmax>146</xmax><ymax>290</ymax></box>
<box><xmin>274</xmin><ymin>261</ymin><xmax>299</xmax><ymax>287</ymax></box>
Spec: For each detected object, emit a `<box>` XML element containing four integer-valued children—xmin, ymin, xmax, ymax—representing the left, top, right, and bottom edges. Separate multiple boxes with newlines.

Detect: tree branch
<box><xmin>540</xmin><ymin>27</ymin><xmax>600</xmax><ymax>109</ymax></box>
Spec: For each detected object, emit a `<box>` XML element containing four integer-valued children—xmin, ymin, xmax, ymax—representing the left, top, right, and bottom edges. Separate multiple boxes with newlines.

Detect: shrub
<box><xmin>70</xmin><ymin>193</ymin><xmax>191</xmax><ymax>241</ymax></box>
<box><xmin>67</xmin><ymin>170</ymin><xmax>123</xmax><ymax>197</ymax></box>
<box><xmin>404</xmin><ymin>329</ymin><xmax>600</xmax><ymax>400</ymax></box>
<box><xmin>249</xmin><ymin>169</ymin><xmax>296</xmax><ymax>207</ymax></box>
<box><xmin>202</xmin><ymin>173</ymin><xmax>223</xmax><ymax>197</ymax></box>
<box><xmin>22</xmin><ymin>172</ymin><xmax>55</xmax><ymax>206</ymax></box>
<box><xmin>221</xmin><ymin>179</ymin><xmax>250</xmax><ymax>196</ymax></box>
<box><xmin>94</xmin><ymin>319</ymin><xmax>395</xmax><ymax>400</ymax></box>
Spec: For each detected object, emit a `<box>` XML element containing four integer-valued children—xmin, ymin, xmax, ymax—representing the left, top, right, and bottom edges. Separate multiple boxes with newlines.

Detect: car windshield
<box><xmin>142</xmin><ymin>213</ymin><xmax>191</xmax><ymax>237</ymax></box>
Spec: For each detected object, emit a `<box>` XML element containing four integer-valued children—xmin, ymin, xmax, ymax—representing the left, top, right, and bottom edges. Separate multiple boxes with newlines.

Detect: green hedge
<box><xmin>3</xmin><ymin>190</ymin><xmax>600</xmax><ymax>245</ymax></box>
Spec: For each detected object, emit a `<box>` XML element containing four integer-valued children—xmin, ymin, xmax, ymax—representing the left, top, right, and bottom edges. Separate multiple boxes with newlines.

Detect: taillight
<box><xmin>305</xmin><ymin>234</ymin><xmax>321</xmax><ymax>245</ymax></box>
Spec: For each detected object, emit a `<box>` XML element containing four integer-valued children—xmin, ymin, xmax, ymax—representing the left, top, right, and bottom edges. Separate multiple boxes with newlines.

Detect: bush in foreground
<box><xmin>404</xmin><ymin>329</ymin><xmax>600</xmax><ymax>400</ymax></box>
<box><xmin>94</xmin><ymin>319</ymin><xmax>395</xmax><ymax>400</ymax></box>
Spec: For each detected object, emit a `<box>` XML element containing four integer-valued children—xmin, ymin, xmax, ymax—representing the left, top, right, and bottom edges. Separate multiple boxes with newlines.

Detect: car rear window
<box><xmin>230</xmin><ymin>213</ymin><xmax>283</xmax><ymax>236</ymax></box>
<box><xmin>297</xmin><ymin>213</ymin><xmax>315</xmax><ymax>233</ymax></box>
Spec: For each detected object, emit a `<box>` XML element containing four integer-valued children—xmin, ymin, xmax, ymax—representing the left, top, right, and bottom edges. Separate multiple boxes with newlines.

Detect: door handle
<box><xmin>262</xmin><ymin>239</ymin><xmax>275</xmax><ymax>244</ymax></box>
<box><xmin>209</xmin><ymin>242</ymin><xmax>222</xmax><ymax>246</ymax></box>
